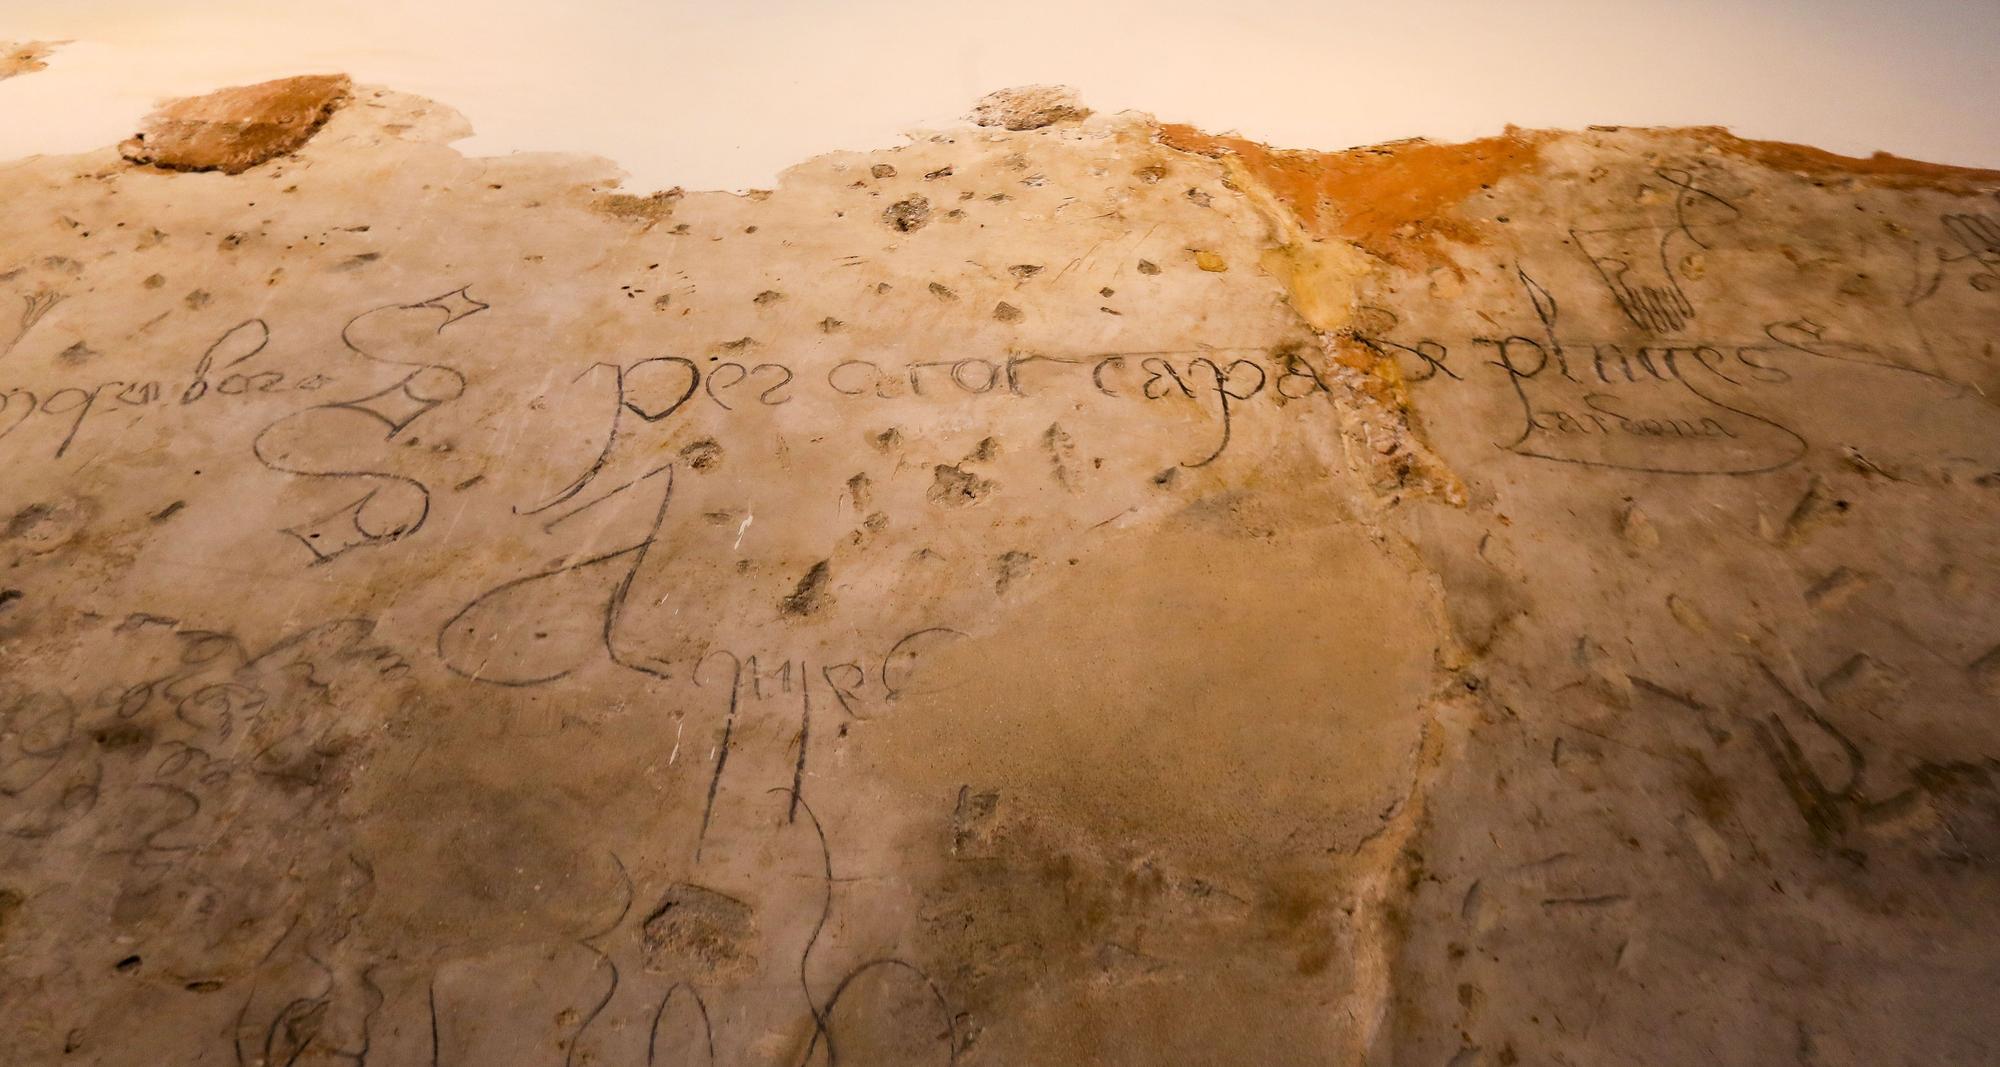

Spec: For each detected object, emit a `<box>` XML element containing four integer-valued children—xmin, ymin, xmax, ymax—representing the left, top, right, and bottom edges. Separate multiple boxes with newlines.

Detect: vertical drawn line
<box><xmin>789</xmin><ymin>667</ymin><xmax>811</xmax><ymax>824</ymax></box>
<box><xmin>695</xmin><ymin>663</ymin><xmax>739</xmax><ymax>861</ymax></box>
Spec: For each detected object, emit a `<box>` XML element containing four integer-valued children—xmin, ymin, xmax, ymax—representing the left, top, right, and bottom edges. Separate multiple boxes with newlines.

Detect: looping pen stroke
<box><xmin>251</xmin><ymin>286</ymin><xmax>485</xmax><ymax>565</ymax></box>
<box><xmin>437</xmin><ymin>463</ymin><xmax>676</xmax><ymax>686</ymax></box>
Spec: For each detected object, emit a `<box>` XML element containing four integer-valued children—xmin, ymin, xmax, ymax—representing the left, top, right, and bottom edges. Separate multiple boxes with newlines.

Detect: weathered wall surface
<box><xmin>0</xmin><ymin>76</ymin><xmax>1996</xmax><ymax>1065</ymax></box>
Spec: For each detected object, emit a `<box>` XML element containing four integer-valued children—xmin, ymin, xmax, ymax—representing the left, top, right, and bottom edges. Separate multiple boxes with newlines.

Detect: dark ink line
<box><xmin>812</xmin><ymin>959</ymin><xmax>961</xmax><ymax>1067</ymax></box>
<box><xmin>603</xmin><ymin>466</ymin><xmax>676</xmax><ymax>681</ymax></box>
<box><xmin>579</xmin><ymin>853</ymin><xmax>634</xmax><ymax>943</ymax></box>
<box><xmin>562</xmin><ymin>950</ymin><xmax>619</xmax><ymax>1067</ymax></box>
<box><xmin>789</xmin><ymin>671</ymin><xmax>811</xmax><ymax>824</ymax></box>
<box><xmin>542</xmin><ymin>464</ymin><xmax>669</xmax><ymax>533</ymax></box>
<box><xmin>770</xmin><ymin>786</ymin><xmax>835</xmax><ymax>1065</ymax></box>
<box><xmin>693</xmin><ymin>651</ymin><xmax>740</xmax><ymax>861</ymax></box>
<box><xmin>648</xmin><ymin>984</ymin><xmax>716</xmax><ymax>1066</ymax></box>
<box><xmin>436</xmin><ymin>465</ymin><xmax>675</xmax><ymax>686</ymax></box>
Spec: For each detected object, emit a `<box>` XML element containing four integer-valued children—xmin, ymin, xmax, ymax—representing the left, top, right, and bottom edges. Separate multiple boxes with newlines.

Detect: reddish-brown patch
<box><xmin>1683</xmin><ymin>126</ymin><xmax>2000</xmax><ymax>193</ymax></box>
<box><xmin>1162</xmin><ymin>123</ymin><xmax>2000</xmax><ymax>270</ymax></box>
<box><xmin>121</xmin><ymin>74</ymin><xmax>351</xmax><ymax>175</ymax></box>
<box><xmin>1158</xmin><ymin>124</ymin><xmax>1551</xmax><ymax>268</ymax></box>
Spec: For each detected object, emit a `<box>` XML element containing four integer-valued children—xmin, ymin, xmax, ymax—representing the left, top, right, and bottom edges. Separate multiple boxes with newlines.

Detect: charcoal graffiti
<box><xmin>2</xmin><ymin>73</ymin><xmax>1997</xmax><ymax>1067</ymax></box>
<box><xmin>251</xmin><ymin>288</ymin><xmax>482</xmax><ymax>564</ymax></box>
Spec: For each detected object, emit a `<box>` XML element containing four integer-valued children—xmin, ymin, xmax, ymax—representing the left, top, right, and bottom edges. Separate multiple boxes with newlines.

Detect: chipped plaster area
<box><xmin>0</xmin><ymin>75</ymin><xmax>1997</xmax><ymax>1066</ymax></box>
<box><xmin>0</xmin><ymin>39</ymin><xmax>65</xmax><ymax>81</ymax></box>
<box><xmin>119</xmin><ymin>74</ymin><xmax>353</xmax><ymax>174</ymax></box>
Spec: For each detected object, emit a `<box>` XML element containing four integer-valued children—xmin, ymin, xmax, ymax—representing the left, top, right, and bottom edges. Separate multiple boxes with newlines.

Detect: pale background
<box><xmin>4</xmin><ymin>0</ymin><xmax>1997</xmax><ymax>191</ymax></box>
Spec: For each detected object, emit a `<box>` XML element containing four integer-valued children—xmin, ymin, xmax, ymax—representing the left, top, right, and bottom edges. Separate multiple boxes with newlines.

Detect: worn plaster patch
<box><xmin>1686</xmin><ymin>126</ymin><xmax>2000</xmax><ymax>193</ymax></box>
<box><xmin>595</xmin><ymin>186</ymin><xmax>686</xmax><ymax>226</ymax></box>
<box><xmin>0</xmin><ymin>40</ymin><xmax>65</xmax><ymax>81</ymax></box>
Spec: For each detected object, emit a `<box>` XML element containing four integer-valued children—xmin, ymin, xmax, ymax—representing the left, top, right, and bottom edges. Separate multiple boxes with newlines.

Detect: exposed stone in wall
<box><xmin>0</xmin><ymin>77</ymin><xmax>1996</xmax><ymax>1066</ymax></box>
<box><xmin>119</xmin><ymin>74</ymin><xmax>352</xmax><ymax>174</ymax></box>
<box><xmin>973</xmin><ymin>85</ymin><xmax>1091</xmax><ymax>131</ymax></box>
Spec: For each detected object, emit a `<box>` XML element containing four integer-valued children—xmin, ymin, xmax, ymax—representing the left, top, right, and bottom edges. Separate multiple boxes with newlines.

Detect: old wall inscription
<box><xmin>0</xmin><ymin>78</ymin><xmax>1996</xmax><ymax>1066</ymax></box>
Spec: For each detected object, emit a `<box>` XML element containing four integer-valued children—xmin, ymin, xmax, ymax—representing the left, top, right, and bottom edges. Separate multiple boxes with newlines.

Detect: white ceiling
<box><xmin>4</xmin><ymin>0</ymin><xmax>1996</xmax><ymax>191</ymax></box>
